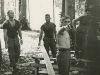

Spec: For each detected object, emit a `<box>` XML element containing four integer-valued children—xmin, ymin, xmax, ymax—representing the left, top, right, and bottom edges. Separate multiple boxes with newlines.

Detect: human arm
<box><xmin>3</xmin><ymin>29</ymin><xmax>8</xmax><ymax>49</ymax></box>
<box><xmin>72</xmin><ymin>16</ymin><xmax>82</xmax><ymax>31</ymax></box>
<box><xmin>54</xmin><ymin>24</ymin><xmax>57</xmax><ymax>39</ymax></box>
<box><xmin>18</xmin><ymin>27</ymin><xmax>23</xmax><ymax>45</ymax></box>
<box><xmin>38</xmin><ymin>29</ymin><xmax>43</xmax><ymax>46</ymax></box>
<box><xmin>0</xmin><ymin>20</ymin><xmax>7</xmax><ymax>29</ymax></box>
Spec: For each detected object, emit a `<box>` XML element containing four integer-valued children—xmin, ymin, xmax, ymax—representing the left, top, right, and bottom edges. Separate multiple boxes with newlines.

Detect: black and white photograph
<box><xmin>0</xmin><ymin>0</ymin><xmax>100</xmax><ymax>75</ymax></box>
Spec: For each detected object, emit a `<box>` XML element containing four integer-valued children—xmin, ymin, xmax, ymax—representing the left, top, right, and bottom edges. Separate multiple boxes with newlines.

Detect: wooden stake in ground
<box><xmin>39</xmin><ymin>46</ymin><xmax>55</xmax><ymax>75</ymax></box>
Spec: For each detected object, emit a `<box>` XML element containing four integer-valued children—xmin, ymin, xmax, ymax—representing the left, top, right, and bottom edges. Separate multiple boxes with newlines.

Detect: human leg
<box><xmin>14</xmin><ymin>38</ymin><xmax>20</xmax><ymax>63</ymax></box>
<box><xmin>57</xmin><ymin>50</ymin><xmax>70</xmax><ymax>75</ymax></box>
<box><xmin>43</xmin><ymin>37</ymin><xmax>50</xmax><ymax>55</ymax></box>
<box><xmin>75</xmin><ymin>32</ymin><xmax>82</xmax><ymax>59</ymax></box>
<box><xmin>49</xmin><ymin>38</ymin><xmax>57</xmax><ymax>58</ymax></box>
<box><xmin>8</xmin><ymin>38</ymin><xmax>16</xmax><ymax>67</ymax></box>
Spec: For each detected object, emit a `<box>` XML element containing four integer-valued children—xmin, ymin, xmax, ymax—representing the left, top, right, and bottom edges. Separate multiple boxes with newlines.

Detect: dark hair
<box><xmin>85</xmin><ymin>8</ymin><xmax>92</xmax><ymax>12</ymax></box>
<box><xmin>60</xmin><ymin>16</ymin><xmax>70</xmax><ymax>27</ymax></box>
<box><xmin>64</xmin><ymin>16</ymin><xmax>70</xmax><ymax>20</ymax></box>
<box><xmin>45</xmin><ymin>14</ymin><xmax>50</xmax><ymax>17</ymax></box>
<box><xmin>62</xmin><ymin>16</ymin><xmax>70</xmax><ymax>22</ymax></box>
<box><xmin>7</xmin><ymin>10</ymin><xmax>13</xmax><ymax>15</ymax></box>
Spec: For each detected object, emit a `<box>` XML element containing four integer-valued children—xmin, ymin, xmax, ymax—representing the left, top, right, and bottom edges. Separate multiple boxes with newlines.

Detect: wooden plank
<box><xmin>40</xmin><ymin>46</ymin><xmax>55</xmax><ymax>75</ymax></box>
<box><xmin>18</xmin><ymin>62</ymin><xmax>92</xmax><ymax>72</ymax></box>
<box><xmin>39</xmin><ymin>70</ymin><xmax>58</xmax><ymax>74</ymax></box>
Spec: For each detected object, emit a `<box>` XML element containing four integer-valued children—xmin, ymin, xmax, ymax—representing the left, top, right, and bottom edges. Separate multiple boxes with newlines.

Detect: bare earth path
<box><xmin>0</xmin><ymin>30</ymin><xmax>41</xmax><ymax>75</ymax></box>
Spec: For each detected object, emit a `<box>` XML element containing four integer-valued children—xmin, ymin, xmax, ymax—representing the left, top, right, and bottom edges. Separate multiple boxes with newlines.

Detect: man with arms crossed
<box><xmin>0</xmin><ymin>10</ymin><xmax>23</xmax><ymax>73</ymax></box>
<box><xmin>56</xmin><ymin>16</ymin><xmax>71</xmax><ymax>75</ymax></box>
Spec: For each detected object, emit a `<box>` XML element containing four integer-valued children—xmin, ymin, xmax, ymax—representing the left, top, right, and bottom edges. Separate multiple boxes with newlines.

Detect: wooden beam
<box><xmin>40</xmin><ymin>46</ymin><xmax>55</xmax><ymax>75</ymax></box>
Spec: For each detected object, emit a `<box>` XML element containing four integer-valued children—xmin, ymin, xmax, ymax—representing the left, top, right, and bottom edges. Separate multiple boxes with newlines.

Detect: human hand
<box><xmin>20</xmin><ymin>39</ymin><xmax>23</xmax><ymax>45</ymax></box>
<box><xmin>73</xmin><ymin>28</ymin><xmax>77</xmax><ymax>32</ymax></box>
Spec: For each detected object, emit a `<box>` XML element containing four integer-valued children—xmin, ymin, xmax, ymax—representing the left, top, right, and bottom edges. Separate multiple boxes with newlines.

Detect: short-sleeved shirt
<box><xmin>2</xmin><ymin>19</ymin><xmax>20</xmax><ymax>38</ymax></box>
<box><xmin>77</xmin><ymin>15</ymin><xmax>97</xmax><ymax>33</ymax></box>
<box><xmin>41</xmin><ymin>22</ymin><xmax>56</xmax><ymax>38</ymax></box>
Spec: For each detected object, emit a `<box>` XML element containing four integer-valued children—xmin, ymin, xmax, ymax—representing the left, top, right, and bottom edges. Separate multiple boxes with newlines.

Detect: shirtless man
<box><xmin>56</xmin><ymin>16</ymin><xmax>71</xmax><ymax>75</ymax></box>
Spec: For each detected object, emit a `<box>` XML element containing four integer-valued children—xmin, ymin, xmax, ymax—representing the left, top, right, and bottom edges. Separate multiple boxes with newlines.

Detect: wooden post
<box><xmin>62</xmin><ymin>0</ymin><xmax>65</xmax><ymax>16</ymax></box>
<box><xmin>65</xmin><ymin>0</ymin><xmax>71</xmax><ymax>16</ymax></box>
<box><xmin>65</xmin><ymin>0</ymin><xmax>75</xmax><ymax>23</ymax></box>
<box><xmin>1</xmin><ymin>0</ymin><xmax>5</xmax><ymax>23</ymax></box>
<box><xmin>20</xmin><ymin>0</ymin><xmax>26</xmax><ymax>19</ymax></box>
<box><xmin>65</xmin><ymin>0</ymin><xmax>75</xmax><ymax>18</ymax></box>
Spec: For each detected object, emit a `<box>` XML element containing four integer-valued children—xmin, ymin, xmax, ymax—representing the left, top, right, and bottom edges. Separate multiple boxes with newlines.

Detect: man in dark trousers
<box><xmin>0</xmin><ymin>10</ymin><xmax>23</xmax><ymax>73</ymax></box>
<box><xmin>56</xmin><ymin>16</ymin><xmax>71</xmax><ymax>75</ymax></box>
<box><xmin>72</xmin><ymin>8</ymin><xmax>94</xmax><ymax>59</ymax></box>
<box><xmin>72</xmin><ymin>8</ymin><xmax>100</xmax><ymax>75</ymax></box>
<box><xmin>38</xmin><ymin>14</ymin><xmax>57</xmax><ymax>58</ymax></box>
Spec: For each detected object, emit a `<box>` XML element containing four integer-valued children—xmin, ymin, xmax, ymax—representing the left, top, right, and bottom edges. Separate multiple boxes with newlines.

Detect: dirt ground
<box><xmin>0</xmin><ymin>30</ymin><xmax>42</xmax><ymax>75</ymax></box>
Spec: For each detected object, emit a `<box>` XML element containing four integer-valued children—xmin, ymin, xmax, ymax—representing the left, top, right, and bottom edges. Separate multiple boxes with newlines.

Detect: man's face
<box><xmin>8</xmin><ymin>10</ymin><xmax>14</xmax><ymax>18</ymax></box>
<box><xmin>45</xmin><ymin>15</ymin><xmax>50</xmax><ymax>22</ymax></box>
<box><xmin>63</xmin><ymin>18</ymin><xmax>70</xmax><ymax>27</ymax></box>
<box><xmin>86</xmin><ymin>11</ymin><xmax>91</xmax><ymax>16</ymax></box>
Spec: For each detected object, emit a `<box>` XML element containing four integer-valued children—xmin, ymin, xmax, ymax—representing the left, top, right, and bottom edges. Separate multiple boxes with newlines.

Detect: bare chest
<box><xmin>9</xmin><ymin>20</ymin><xmax>15</xmax><ymax>26</ymax></box>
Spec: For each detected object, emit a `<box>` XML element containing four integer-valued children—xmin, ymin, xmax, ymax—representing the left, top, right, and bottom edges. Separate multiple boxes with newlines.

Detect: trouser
<box><xmin>86</xmin><ymin>61</ymin><xmax>100</xmax><ymax>75</ymax></box>
<box><xmin>8</xmin><ymin>37</ymin><xmax>20</xmax><ymax>67</ymax></box>
<box><xmin>75</xmin><ymin>32</ymin><xmax>87</xmax><ymax>59</ymax></box>
<box><xmin>57</xmin><ymin>48</ymin><xmax>70</xmax><ymax>75</ymax></box>
<box><xmin>43</xmin><ymin>37</ymin><xmax>57</xmax><ymax>58</ymax></box>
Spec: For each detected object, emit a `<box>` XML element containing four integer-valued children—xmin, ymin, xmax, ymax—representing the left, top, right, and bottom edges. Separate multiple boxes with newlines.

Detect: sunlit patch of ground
<box><xmin>0</xmin><ymin>30</ymin><xmax>41</xmax><ymax>75</ymax></box>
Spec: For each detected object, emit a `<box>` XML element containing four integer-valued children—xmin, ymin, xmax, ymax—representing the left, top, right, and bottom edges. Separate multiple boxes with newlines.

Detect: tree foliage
<box><xmin>75</xmin><ymin>0</ymin><xmax>86</xmax><ymax>17</ymax></box>
<box><xmin>54</xmin><ymin>0</ymin><xmax>62</xmax><ymax>8</ymax></box>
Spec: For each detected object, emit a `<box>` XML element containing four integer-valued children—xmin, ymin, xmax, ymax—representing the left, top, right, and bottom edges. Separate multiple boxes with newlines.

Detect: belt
<box><xmin>8</xmin><ymin>37</ymin><xmax>18</xmax><ymax>39</ymax></box>
<box><xmin>59</xmin><ymin>48</ymin><xmax>70</xmax><ymax>51</ymax></box>
<box><xmin>44</xmin><ymin>36</ymin><xmax>54</xmax><ymax>38</ymax></box>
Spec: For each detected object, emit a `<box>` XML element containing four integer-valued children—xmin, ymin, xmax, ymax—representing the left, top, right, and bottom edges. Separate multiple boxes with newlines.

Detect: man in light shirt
<box><xmin>56</xmin><ymin>16</ymin><xmax>71</xmax><ymax>75</ymax></box>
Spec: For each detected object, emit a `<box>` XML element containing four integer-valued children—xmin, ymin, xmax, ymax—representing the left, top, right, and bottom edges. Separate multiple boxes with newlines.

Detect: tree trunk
<box><xmin>65</xmin><ymin>0</ymin><xmax>75</xmax><ymax>24</ymax></box>
<box><xmin>62</xmin><ymin>0</ymin><xmax>65</xmax><ymax>16</ymax></box>
<box><xmin>20</xmin><ymin>0</ymin><xmax>26</xmax><ymax>19</ymax></box>
<box><xmin>1</xmin><ymin>0</ymin><xmax>5</xmax><ymax>24</ymax></box>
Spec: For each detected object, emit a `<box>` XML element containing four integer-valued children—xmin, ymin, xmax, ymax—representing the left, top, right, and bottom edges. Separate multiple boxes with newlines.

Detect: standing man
<box><xmin>73</xmin><ymin>8</ymin><xmax>100</xmax><ymax>75</ymax></box>
<box><xmin>72</xmin><ymin>8</ymin><xmax>95</xmax><ymax>59</ymax></box>
<box><xmin>38</xmin><ymin>14</ymin><xmax>57</xmax><ymax>58</ymax></box>
<box><xmin>0</xmin><ymin>10</ymin><xmax>23</xmax><ymax>73</ymax></box>
<box><xmin>56</xmin><ymin>16</ymin><xmax>71</xmax><ymax>75</ymax></box>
